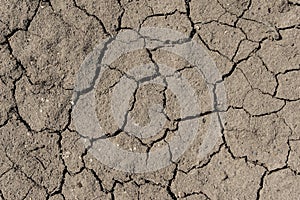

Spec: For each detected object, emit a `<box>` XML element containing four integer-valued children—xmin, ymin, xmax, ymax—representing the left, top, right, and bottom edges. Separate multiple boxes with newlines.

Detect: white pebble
<box><xmin>64</xmin><ymin>151</ymin><xmax>71</xmax><ymax>158</ymax></box>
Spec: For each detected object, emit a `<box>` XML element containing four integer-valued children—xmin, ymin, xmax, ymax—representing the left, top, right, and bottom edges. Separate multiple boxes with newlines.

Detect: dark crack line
<box><xmin>0</xmin><ymin>0</ymin><xmax>41</xmax><ymax>45</ymax></box>
<box><xmin>166</xmin><ymin>163</ymin><xmax>178</xmax><ymax>200</ymax></box>
<box><xmin>182</xmin><ymin>191</ymin><xmax>212</xmax><ymax>200</ymax></box>
<box><xmin>283</xmin><ymin>118</ymin><xmax>294</xmax><ymax>170</ymax></box>
<box><xmin>88</xmin><ymin>168</ymin><xmax>107</xmax><ymax>193</ymax></box>
<box><xmin>72</xmin><ymin>36</ymin><xmax>115</xmax><ymax>107</ymax></box>
<box><xmin>196</xmin><ymin>32</ymin><xmax>231</xmax><ymax>61</ymax></box>
<box><xmin>184</xmin><ymin>0</ymin><xmax>197</xmax><ymax>38</ymax></box>
<box><xmin>222</xmin><ymin>107</ymin><xmax>295</xmax><ymax>175</ymax></box>
<box><xmin>21</xmin><ymin>185</ymin><xmax>35</xmax><ymax>200</ymax></box>
<box><xmin>146</xmin><ymin>48</ymin><xmax>171</xmax><ymax>121</ymax></box>
<box><xmin>288</xmin><ymin>0</ymin><xmax>300</xmax><ymax>6</ymax></box>
<box><xmin>48</xmin><ymin>130</ymin><xmax>68</xmax><ymax>197</ymax></box>
<box><xmin>0</xmin><ymin>190</ymin><xmax>6</xmax><ymax>200</ymax></box>
<box><xmin>216</xmin><ymin>0</ymin><xmax>252</xmax><ymax>27</ymax></box>
<box><xmin>231</xmin><ymin>38</ymin><xmax>248</xmax><ymax>61</ymax></box>
<box><xmin>219</xmin><ymin>37</ymin><xmax>268</xmax><ymax>81</ymax></box>
<box><xmin>139</xmin><ymin>9</ymin><xmax>182</xmax><ymax>31</ymax></box>
<box><xmin>0</xmin><ymin>167</ymin><xmax>12</xmax><ymax>180</ymax></box>
<box><xmin>73</xmin><ymin>0</ymin><xmax>110</xmax><ymax>36</ymax></box>
<box><xmin>179</xmin><ymin>143</ymin><xmax>225</xmax><ymax>174</ymax></box>
<box><xmin>41</xmin><ymin>0</ymin><xmax>54</xmax><ymax>10</ymax></box>
<box><xmin>256</xmin><ymin>170</ymin><xmax>267</xmax><ymax>200</ymax></box>
<box><xmin>217</xmin><ymin>108</ymin><xmax>269</xmax><ymax>170</ymax></box>
<box><xmin>15</xmin><ymin>166</ymin><xmax>50</xmax><ymax>197</ymax></box>
<box><xmin>174</xmin><ymin>110</ymin><xmax>216</xmax><ymax>122</ymax></box>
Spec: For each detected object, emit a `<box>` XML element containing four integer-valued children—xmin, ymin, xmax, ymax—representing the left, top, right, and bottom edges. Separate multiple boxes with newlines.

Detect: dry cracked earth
<box><xmin>0</xmin><ymin>0</ymin><xmax>300</xmax><ymax>199</ymax></box>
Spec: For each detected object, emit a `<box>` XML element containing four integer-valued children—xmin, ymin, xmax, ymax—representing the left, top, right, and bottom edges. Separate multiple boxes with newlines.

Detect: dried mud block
<box><xmin>0</xmin><ymin>0</ymin><xmax>39</xmax><ymax>43</ymax></box>
<box><xmin>177</xmin><ymin>113</ymin><xmax>223</xmax><ymax>172</ymax></box>
<box><xmin>171</xmin><ymin>147</ymin><xmax>264</xmax><ymax>199</ymax></box>
<box><xmin>190</xmin><ymin>0</ymin><xmax>229</xmax><ymax>24</ymax></box>
<box><xmin>0</xmin><ymin>79</ymin><xmax>14</xmax><ymax>126</ymax></box>
<box><xmin>120</xmin><ymin>0</ymin><xmax>186</xmax><ymax>29</ymax></box>
<box><xmin>48</xmin><ymin>194</ymin><xmax>65</xmax><ymax>200</ymax></box>
<box><xmin>277</xmin><ymin>70</ymin><xmax>300</xmax><ymax>100</ymax></box>
<box><xmin>9</xmin><ymin>3</ymin><xmax>106</xmax><ymax>89</ymax></box>
<box><xmin>217</xmin><ymin>0</ymin><xmax>250</xmax><ymax>16</ymax></box>
<box><xmin>288</xmin><ymin>140</ymin><xmax>300</xmax><ymax>172</ymax></box>
<box><xmin>15</xmin><ymin>77</ymin><xmax>72</xmax><ymax>131</ymax></box>
<box><xmin>238</xmin><ymin>56</ymin><xmax>277</xmax><ymax>95</ymax></box>
<box><xmin>258</xmin><ymin>29</ymin><xmax>299</xmax><ymax>74</ymax></box>
<box><xmin>197</xmin><ymin>22</ymin><xmax>245</xmax><ymax>59</ymax></box>
<box><xmin>260</xmin><ymin>169</ymin><xmax>300</xmax><ymax>200</ymax></box>
<box><xmin>243</xmin><ymin>0</ymin><xmax>300</xmax><ymax>28</ymax></box>
<box><xmin>236</xmin><ymin>19</ymin><xmax>271</xmax><ymax>42</ymax></box>
<box><xmin>114</xmin><ymin>181</ymin><xmax>172</xmax><ymax>199</ymax></box>
<box><xmin>216</xmin><ymin>68</ymin><xmax>251</xmax><ymax>108</ymax></box>
<box><xmin>233</xmin><ymin>40</ymin><xmax>259</xmax><ymax>63</ymax></box>
<box><xmin>279</xmin><ymin>101</ymin><xmax>300</xmax><ymax>140</ymax></box>
<box><xmin>224</xmin><ymin>109</ymin><xmax>291</xmax><ymax>170</ymax></box>
<box><xmin>0</xmin><ymin>120</ymin><xmax>64</xmax><ymax>193</ymax></box>
<box><xmin>84</xmin><ymin>153</ymin><xmax>131</xmax><ymax>191</ymax></box>
<box><xmin>62</xmin><ymin>169</ymin><xmax>110</xmax><ymax>200</ymax></box>
<box><xmin>113</xmin><ymin>182</ymin><xmax>139</xmax><ymax>200</ymax></box>
<box><xmin>0</xmin><ymin>170</ymin><xmax>35</xmax><ymax>200</ymax></box>
<box><xmin>75</xmin><ymin>0</ymin><xmax>122</xmax><ymax>34</ymax></box>
<box><xmin>243</xmin><ymin>89</ymin><xmax>285</xmax><ymax>116</ymax></box>
<box><xmin>142</xmin><ymin>12</ymin><xmax>192</xmax><ymax>36</ymax></box>
<box><xmin>0</xmin><ymin>45</ymin><xmax>21</xmax><ymax>80</ymax></box>
<box><xmin>61</xmin><ymin>130</ymin><xmax>86</xmax><ymax>174</ymax></box>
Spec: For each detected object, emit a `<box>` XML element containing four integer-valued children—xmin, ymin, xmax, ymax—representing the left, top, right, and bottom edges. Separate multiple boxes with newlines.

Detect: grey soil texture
<box><xmin>0</xmin><ymin>0</ymin><xmax>300</xmax><ymax>200</ymax></box>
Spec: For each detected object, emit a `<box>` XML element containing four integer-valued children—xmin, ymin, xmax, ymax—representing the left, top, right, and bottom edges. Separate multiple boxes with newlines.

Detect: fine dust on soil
<box><xmin>0</xmin><ymin>0</ymin><xmax>299</xmax><ymax>200</ymax></box>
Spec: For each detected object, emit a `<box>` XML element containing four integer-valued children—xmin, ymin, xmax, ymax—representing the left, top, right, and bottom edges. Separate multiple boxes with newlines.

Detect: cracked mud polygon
<box><xmin>0</xmin><ymin>0</ymin><xmax>299</xmax><ymax>199</ymax></box>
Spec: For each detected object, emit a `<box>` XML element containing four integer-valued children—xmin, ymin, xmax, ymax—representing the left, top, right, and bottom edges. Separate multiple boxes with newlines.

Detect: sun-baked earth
<box><xmin>0</xmin><ymin>0</ymin><xmax>299</xmax><ymax>199</ymax></box>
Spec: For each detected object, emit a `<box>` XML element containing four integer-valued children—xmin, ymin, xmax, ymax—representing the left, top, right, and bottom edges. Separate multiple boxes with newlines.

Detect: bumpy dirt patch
<box><xmin>0</xmin><ymin>0</ymin><xmax>299</xmax><ymax>199</ymax></box>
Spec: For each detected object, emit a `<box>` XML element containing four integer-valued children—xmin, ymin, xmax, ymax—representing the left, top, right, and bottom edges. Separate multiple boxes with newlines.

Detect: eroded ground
<box><xmin>0</xmin><ymin>0</ymin><xmax>299</xmax><ymax>199</ymax></box>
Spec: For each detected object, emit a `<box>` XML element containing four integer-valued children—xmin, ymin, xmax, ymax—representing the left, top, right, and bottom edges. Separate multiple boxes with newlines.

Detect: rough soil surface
<box><xmin>0</xmin><ymin>0</ymin><xmax>299</xmax><ymax>199</ymax></box>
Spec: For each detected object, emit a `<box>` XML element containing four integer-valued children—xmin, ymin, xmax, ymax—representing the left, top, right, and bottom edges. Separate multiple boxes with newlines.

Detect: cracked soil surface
<box><xmin>0</xmin><ymin>0</ymin><xmax>299</xmax><ymax>199</ymax></box>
